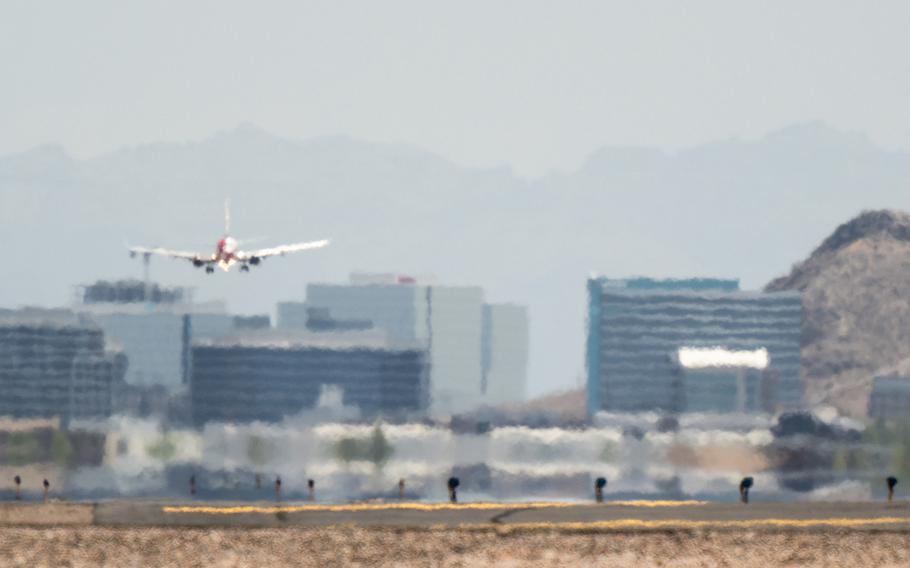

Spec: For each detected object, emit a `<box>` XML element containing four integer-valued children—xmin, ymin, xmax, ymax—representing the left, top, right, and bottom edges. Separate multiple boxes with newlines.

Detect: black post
<box><xmin>190</xmin><ymin>474</ymin><xmax>196</xmax><ymax>496</ymax></box>
<box><xmin>42</xmin><ymin>479</ymin><xmax>49</xmax><ymax>503</ymax></box>
<box><xmin>307</xmin><ymin>479</ymin><xmax>315</xmax><ymax>501</ymax></box>
<box><xmin>398</xmin><ymin>478</ymin><xmax>405</xmax><ymax>500</ymax></box>
<box><xmin>255</xmin><ymin>474</ymin><xmax>262</xmax><ymax>490</ymax></box>
<box><xmin>739</xmin><ymin>477</ymin><xmax>753</xmax><ymax>504</ymax></box>
<box><xmin>594</xmin><ymin>477</ymin><xmax>607</xmax><ymax>503</ymax></box>
<box><xmin>14</xmin><ymin>476</ymin><xmax>20</xmax><ymax>501</ymax></box>
<box><xmin>447</xmin><ymin>477</ymin><xmax>460</xmax><ymax>503</ymax></box>
<box><xmin>275</xmin><ymin>476</ymin><xmax>282</xmax><ymax>501</ymax></box>
<box><xmin>887</xmin><ymin>476</ymin><xmax>898</xmax><ymax>502</ymax></box>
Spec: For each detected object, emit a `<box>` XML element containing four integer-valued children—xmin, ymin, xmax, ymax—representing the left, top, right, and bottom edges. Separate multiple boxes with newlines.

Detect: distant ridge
<box><xmin>766</xmin><ymin>209</ymin><xmax>910</xmax><ymax>416</ymax></box>
<box><xmin>6</xmin><ymin>122</ymin><xmax>910</xmax><ymax>399</ymax></box>
<box><xmin>768</xmin><ymin>210</ymin><xmax>910</xmax><ymax>291</ymax></box>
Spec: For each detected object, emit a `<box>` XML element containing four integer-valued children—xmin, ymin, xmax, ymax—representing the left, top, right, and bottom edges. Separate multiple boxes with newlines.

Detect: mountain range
<box><xmin>4</xmin><ymin>121</ymin><xmax>910</xmax><ymax>399</ymax></box>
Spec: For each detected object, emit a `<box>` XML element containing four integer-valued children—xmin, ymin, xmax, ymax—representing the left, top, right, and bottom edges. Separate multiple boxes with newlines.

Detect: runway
<box><xmin>3</xmin><ymin>500</ymin><xmax>909</xmax><ymax>530</ymax></box>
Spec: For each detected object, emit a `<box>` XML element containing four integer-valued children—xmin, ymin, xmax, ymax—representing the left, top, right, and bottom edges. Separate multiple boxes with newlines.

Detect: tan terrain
<box><xmin>0</xmin><ymin>500</ymin><xmax>908</xmax><ymax>567</ymax></box>
<box><xmin>0</xmin><ymin>525</ymin><xmax>908</xmax><ymax>568</ymax></box>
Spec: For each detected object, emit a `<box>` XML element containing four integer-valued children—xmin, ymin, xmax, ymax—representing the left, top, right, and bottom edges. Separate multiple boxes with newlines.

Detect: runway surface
<box><xmin>3</xmin><ymin>500</ymin><xmax>909</xmax><ymax>530</ymax></box>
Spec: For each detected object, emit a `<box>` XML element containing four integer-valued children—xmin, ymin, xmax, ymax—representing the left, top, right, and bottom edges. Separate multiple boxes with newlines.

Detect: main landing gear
<box><xmin>240</xmin><ymin>265</ymin><xmax>250</xmax><ymax>272</ymax></box>
<box><xmin>205</xmin><ymin>266</ymin><xmax>215</xmax><ymax>274</ymax></box>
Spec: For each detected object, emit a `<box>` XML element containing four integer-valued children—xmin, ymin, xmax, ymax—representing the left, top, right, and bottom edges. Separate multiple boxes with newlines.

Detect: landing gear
<box><xmin>205</xmin><ymin>266</ymin><xmax>215</xmax><ymax>274</ymax></box>
<box><xmin>240</xmin><ymin>264</ymin><xmax>250</xmax><ymax>272</ymax></box>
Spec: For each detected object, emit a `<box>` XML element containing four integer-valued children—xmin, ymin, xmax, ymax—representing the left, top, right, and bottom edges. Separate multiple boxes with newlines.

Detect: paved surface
<box><xmin>3</xmin><ymin>500</ymin><xmax>909</xmax><ymax>529</ymax></box>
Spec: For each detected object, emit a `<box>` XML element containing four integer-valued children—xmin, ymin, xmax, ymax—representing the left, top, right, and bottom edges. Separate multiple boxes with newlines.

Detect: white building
<box><xmin>74</xmin><ymin>281</ymin><xmax>234</xmax><ymax>390</ymax></box>
<box><xmin>482</xmin><ymin>304</ymin><xmax>529</xmax><ymax>405</ymax></box>
<box><xmin>282</xmin><ymin>274</ymin><xmax>528</xmax><ymax>416</ymax></box>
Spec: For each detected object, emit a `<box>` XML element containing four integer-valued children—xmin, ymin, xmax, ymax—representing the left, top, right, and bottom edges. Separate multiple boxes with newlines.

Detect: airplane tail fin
<box><xmin>224</xmin><ymin>199</ymin><xmax>231</xmax><ymax>234</ymax></box>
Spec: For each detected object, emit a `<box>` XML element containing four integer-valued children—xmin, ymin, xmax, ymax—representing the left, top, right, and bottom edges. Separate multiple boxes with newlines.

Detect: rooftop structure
<box><xmin>78</xmin><ymin>279</ymin><xmax>191</xmax><ymax>305</ymax></box>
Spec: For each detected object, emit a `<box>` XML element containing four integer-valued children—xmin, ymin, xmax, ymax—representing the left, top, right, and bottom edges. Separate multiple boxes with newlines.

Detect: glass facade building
<box><xmin>303</xmin><ymin>280</ymin><xmax>486</xmax><ymax>415</ymax></box>
<box><xmin>190</xmin><ymin>335</ymin><xmax>427</xmax><ymax>426</ymax></box>
<box><xmin>279</xmin><ymin>275</ymin><xmax>529</xmax><ymax>415</ymax></box>
<box><xmin>0</xmin><ymin>310</ymin><xmax>124</xmax><ymax>422</ymax></box>
<box><xmin>586</xmin><ymin>277</ymin><xmax>803</xmax><ymax>416</ymax></box>
<box><xmin>75</xmin><ymin>281</ymin><xmax>234</xmax><ymax>390</ymax></box>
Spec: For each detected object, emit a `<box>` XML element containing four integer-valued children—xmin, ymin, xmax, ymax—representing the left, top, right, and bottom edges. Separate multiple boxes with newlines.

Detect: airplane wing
<box><xmin>129</xmin><ymin>245</ymin><xmax>209</xmax><ymax>263</ymax></box>
<box><xmin>239</xmin><ymin>239</ymin><xmax>330</xmax><ymax>260</ymax></box>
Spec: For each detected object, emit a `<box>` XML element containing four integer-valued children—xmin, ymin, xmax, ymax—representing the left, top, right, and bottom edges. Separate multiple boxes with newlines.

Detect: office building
<box><xmin>586</xmin><ymin>277</ymin><xmax>802</xmax><ymax>416</ymax></box>
<box><xmin>284</xmin><ymin>274</ymin><xmax>531</xmax><ymax>414</ymax></box>
<box><xmin>482</xmin><ymin>304</ymin><xmax>530</xmax><ymax>405</ymax></box>
<box><xmin>190</xmin><ymin>332</ymin><xmax>427</xmax><ymax>426</ymax></box>
<box><xmin>276</xmin><ymin>301</ymin><xmax>309</xmax><ymax>330</ymax></box>
<box><xmin>869</xmin><ymin>376</ymin><xmax>910</xmax><ymax>420</ymax></box>
<box><xmin>74</xmin><ymin>280</ymin><xmax>234</xmax><ymax>389</ymax></box>
<box><xmin>0</xmin><ymin>309</ymin><xmax>125</xmax><ymax>422</ymax></box>
<box><xmin>299</xmin><ymin>275</ymin><xmax>488</xmax><ymax>415</ymax></box>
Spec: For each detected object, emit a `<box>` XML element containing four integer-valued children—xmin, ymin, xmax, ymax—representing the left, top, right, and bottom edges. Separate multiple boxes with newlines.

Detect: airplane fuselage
<box><xmin>215</xmin><ymin>236</ymin><xmax>239</xmax><ymax>271</ymax></box>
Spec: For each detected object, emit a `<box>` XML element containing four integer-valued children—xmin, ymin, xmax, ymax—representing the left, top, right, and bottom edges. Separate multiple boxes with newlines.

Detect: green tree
<box><xmin>7</xmin><ymin>432</ymin><xmax>39</xmax><ymax>466</ymax></box>
<box><xmin>333</xmin><ymin>423</ymin><xmax>394</xmax><ymax>468</ymax></box>
<box><xmin>146</xmin><ymin>435</ymin><xmax>177</xmax><ymax>462</ymax></box>
<box><xmin>50</xmin><ymin>431</ymin><xmax>73</xmax><ymax>466</ymax></box>
<box><xmin>335</xmin><ymin>437</ymin><xmax>361</xmax><ymax>463</ymax></box>
<box><xmin>366</xmin><ymin>423</ymin><xmax>393</xmax><ymax>467</ymax></box>
<box><xmin>832</xmin><ymin>448</ymin><xmax>848</xmax><ymax>475</ymax></box>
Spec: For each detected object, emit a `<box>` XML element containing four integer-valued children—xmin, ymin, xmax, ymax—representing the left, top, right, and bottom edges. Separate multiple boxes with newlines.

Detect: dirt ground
<box><xmin>0</xmin><ymin>526</ymin><xmax>907</xmax><ymax>568</ymax></box>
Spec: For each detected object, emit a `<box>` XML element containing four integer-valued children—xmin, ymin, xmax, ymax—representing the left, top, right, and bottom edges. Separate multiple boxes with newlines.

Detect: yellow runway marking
<box><xmin>607</xmin><ymin>500</ymin><xmax>707</xmax><ymax>507</ymax></box>
<box><xmin>471</xmin><ymin>517</ymin><xmax>910</xmax><ymax>530</ymax></box>
<box><xmin>162</xmin><ymin>500</ymin><xmax>706</xmax><ymax>515</ymax></box>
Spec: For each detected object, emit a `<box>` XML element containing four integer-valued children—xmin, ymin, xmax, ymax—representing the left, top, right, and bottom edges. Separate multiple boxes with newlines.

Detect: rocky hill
<box><xmin>766</xmin><ymin>210</ymin><xmax>910</xmax><ymax>416</ymax></box>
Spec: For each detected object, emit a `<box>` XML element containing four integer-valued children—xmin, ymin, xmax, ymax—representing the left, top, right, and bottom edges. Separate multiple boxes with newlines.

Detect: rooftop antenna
<box><xmin>142</xmin><ymin>252</ymin><xmax>152</xmax><ymax>301</ymax></box>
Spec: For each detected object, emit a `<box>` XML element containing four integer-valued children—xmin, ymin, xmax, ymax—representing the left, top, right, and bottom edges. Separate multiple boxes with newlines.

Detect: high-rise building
<box><xmin>586</xmin><ymin>277</ymin><xmax>802</xmax><ymax>416</ymax></box>
<box><xmin>482</xmin><ymin>304</ymin><xmax>529</xmax><ymax>405</ymax></box>
<box><xmin>190</xmin><ymin>332</ymin><xmax>427</xmax><ymax>425</ymax></box>
<box><xmin>74</xmin><ymin>280</ymin><xmax>234</xmax><ymax>390</ymax></box>
<box><xmin>279</xmin><ymin>274</ymin><xmax>529</xmax><ymax>414</ymax></box>
<box><xmin>0</xmin><ymin>309</ymin><xmax>125</xmax><ymax>422</ymax></box>
<box><xmin>298</xmin><ymin>276</ymin><xmax>483</xmax><ymax>415</ymax></box>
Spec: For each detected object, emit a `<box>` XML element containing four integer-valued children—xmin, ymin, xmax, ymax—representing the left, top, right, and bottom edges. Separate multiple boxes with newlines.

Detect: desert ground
<box><xmin>0</xmin><ymin>525</ymin><xmax>908</xmax><ymax>568</ymax></box>
<box><xmin>0</xmin><ymin>501</ymin><xmax>908</xmax><ymax>567</ymax></box>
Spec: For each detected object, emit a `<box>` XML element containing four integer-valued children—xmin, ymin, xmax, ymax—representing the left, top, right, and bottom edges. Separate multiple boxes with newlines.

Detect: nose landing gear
<box><xmin>240</xmin><ymin>264</ymin><xmax>250</xmax><ymax>273</ymax></box>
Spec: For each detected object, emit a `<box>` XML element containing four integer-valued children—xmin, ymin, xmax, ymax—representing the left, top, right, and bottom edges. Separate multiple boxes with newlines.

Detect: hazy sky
<box><xmin>3</xmin><ymin>1</ymin><xmax>909</xmax><ymax>177</ymax></box>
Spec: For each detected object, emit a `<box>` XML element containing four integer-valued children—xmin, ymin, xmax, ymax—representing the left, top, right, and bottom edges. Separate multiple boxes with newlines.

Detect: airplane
<box><xmin>128</xmin><ymin>201</ymin><xmax>329</xmax><ymax>273</ymax></box>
